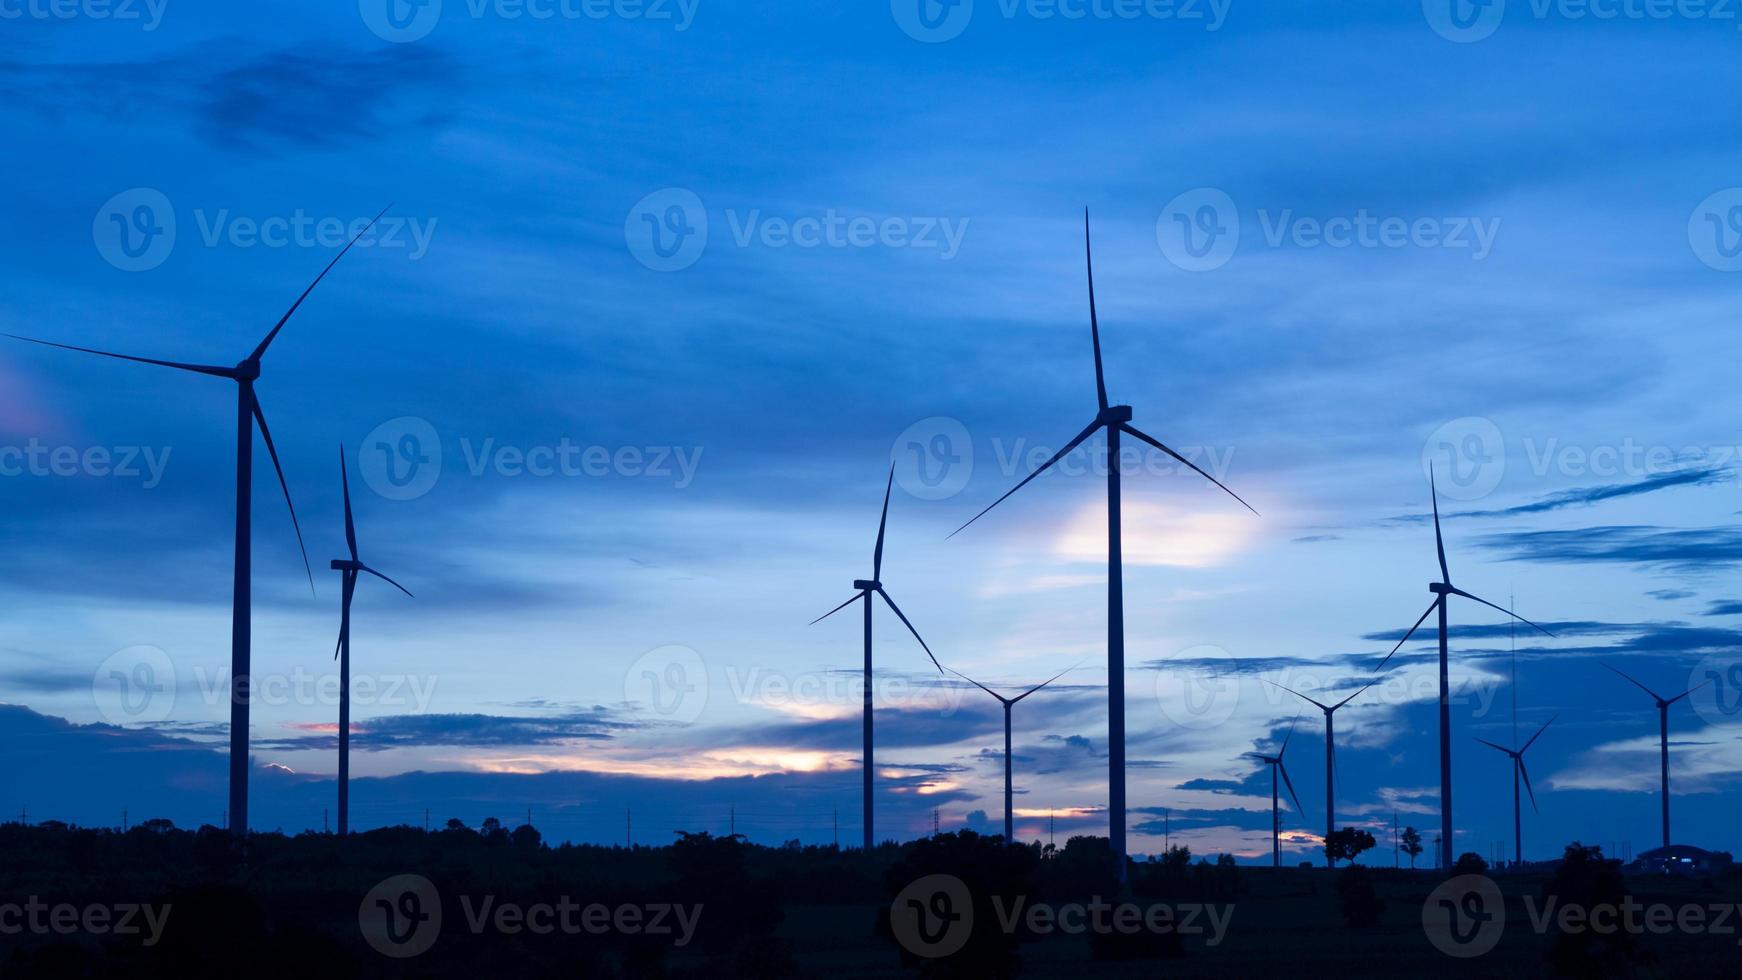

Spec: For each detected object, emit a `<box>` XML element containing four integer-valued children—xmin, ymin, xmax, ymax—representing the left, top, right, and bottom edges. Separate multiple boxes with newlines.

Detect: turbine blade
<box><xmin>1279</xmin><ymin>713</ymin><xmax>1301</xmax><ymax>754</ymax></box>
<box><xmin>874</xmin><ymin>462</ymin><xmax>893</xmax><ymax>580</ymax></box>
<box><xmin>1278</xmin><ymin>761</ymin><xmax>1304</xmax><ymax>815</ymax></box>
<box><xmin>1518</xmin><ymin>757</ymin><xmax>1540</xmax><ymax>814</ymax></box>
<box><xmin>809</xmin><ymin>591</ymin><xmax>866</xmax><ymax>626</ymax></box>
<box><xmin>1264</xmin><ymin>678</ymin><xmax>1328</xmax><ymax>712</ymax></box>
<box><xmin>340</xmin><ymin>444</ymin><xmax>358</xmax><ymax>561</ymax></box>
<box><xmin>251</xmin><ymin>391</ymin><xmax>315</xmax><ymax>597</ymax></box>
<box><xmin>1011</xmin><ymin>661</ymin><xmax>1083</xmax><ymax>703</ymax></box>
<box><xmin>1084</xmin><ymin>208</ymin><xmax>1108</xmax><ymax>412</ymax></box>
<box><xmin>1666</xmin><ymin>678</ymin><xmax>1713</xmax><ymax>706</ymax></box>
<box><xmin>1374</xmin><ymin>598</ymin><xmax>1441</xmax><ymax>671</ymax></box>
<box><xmin>6</xmin><ymin>335</ymin><xmax>233</xmax><ymax>378</ymax></box>
<box><xmin>1332</xmin><ymin>678</ymin><xmax>1381</xmax><ymax>712</ymax></box>
<box><xmin>360</xmin><ymin>564</ymin><xmax>414</xmax><ymax>598</ymax></box>
<box><xmin>334</xmin><ymin>572</ymin><xmax>356</xmax><ymax>660</ymax></box>
<box><xmin>1431</xmin><ymin>470</ymin><xmax>1450</xmax><ymax>584</ymax></box>
<box><xmin>878</xmin><ymin>589</ymin><xmax>942</xmax><ymax>673</ymax></box>
<box><xmin>1521</xmin><ymin>713</ymin><xmax>1558</xmax><ymax>752</ymax></box>
<box><xmin>1119</xmin><ymin>423</ymin><xmax>1259</xmax><ymax>516</ymax></box>
<box><xmin>251</xmin><ymin>205</ymin><xmax>390</xmax><ymax>361</ymax></box>
<box><xmin>1601</xmin><ymin>662</ymin><xmax>1663</xmax><ymax>702</ymax></box>
<box><xmin>1449</xmin><ymin>587</ymin><xmax>1557</xmax><ymax>638</ymax></box>
<box><xmin>1474</xmin><ymin>737</ymin><xmax>1513</xmax><ymax>756</ymax></box>
<box><xmin>944</xmin><ymin>666</ymin><xmax>1010</xmax><ymax>705</ymax></box>
<box><xmin>948</xmin><ymin>420</ymin><xmax>1100</xmax><ymax>538</ymax></box>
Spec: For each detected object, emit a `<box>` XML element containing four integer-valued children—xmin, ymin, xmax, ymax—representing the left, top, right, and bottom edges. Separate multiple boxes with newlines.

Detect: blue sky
<box><xmin>3</xmin><ymin>0</ymin><xmax>1742</xmax><ymax>862</ymax></box>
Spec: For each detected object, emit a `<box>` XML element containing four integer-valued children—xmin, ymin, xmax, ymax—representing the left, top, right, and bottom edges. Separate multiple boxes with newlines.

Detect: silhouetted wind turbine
<box><xmin>951</xmin><ymin>211</ymin><xmax>1259</xmax><ymax>875</ymax></box>
<box><xmin>947</xmin><ymin>663</ymin><xmax>1079</xmax><ymax>844</ymax></box>
<box><xmin>6</xmin><ymin>209</ymin><xmax>387</xmax><ymax>836</ymax></box>
<box><xmin>1245</xmin><ymin>719</ymin><xmax>1304</xmax><ymax>869</ymax></box>
<box><xmin>1374</xmin><ymin>472</ymin><xmax>1554</xmax><ymax>872</ymax></box>
<box><xmin>1475</xmin><ymin>714</ymin><xmax>1555</xmax><ymax>866</ymax></box>
<box><xmin>331</xmin><ymin>445</ymin><xmax>412</xmax><ymax>837</ymax></box>
<box><xmin>1269</xmin><ymin>677</ymin><xmax>1381</xmax><ymax>867</ymax></box>
<box><xmin>1602</xmin><ymin>663</ymin><xmax>1710</xmax><ymax>849</ymax></box>
<box><xmin>812</xmin><ymin>464</ymin><xmax>942</xmax><ymax>850</ymax></box>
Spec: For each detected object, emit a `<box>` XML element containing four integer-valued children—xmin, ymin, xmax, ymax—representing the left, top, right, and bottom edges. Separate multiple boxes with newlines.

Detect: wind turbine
<box><xmin>951</xmin><ymin>212</ymin><xmax>1259</xmax><ymax>875</ymax></box>
<box><xmin>1374</xmin><ymin>472</ymin><xmax>1555</xmax><ymax>872</ymax></box>
<box><xmin>330</xmin><ymin>445</ymin><xmax>412</xmax><ymax>837</ymax></box>
<box><xmin>947</xmin><ymin>663</ymin><xmax>1079</xmax><ymax>844</ymax></box>
<box><xmin>1245</xmin><ymin>719</ymin><xmax>1305</xmax><ymax>869</ymax></box>
<box><xmin>1602</xmin><ymin>664</ymin><xmax>1711</xmax><ymax>849</ymax></box>
<box><xmin>1475</xmin><ymin>714</ymin><xmax>1556</xmax><ymax>866</ymax></box>
<box><xmin>812</xmin><ymin>463</ymin><xmax>942</xmax><ymax>850</ymax></box>
<box><xmin>7</xmin><ymin>209</ymin><xmax>387</xmax><ymax>836</ymax></box>
<box><xmin>1268</xmin><ymin>677</ymin><xmax>1381</xmax><ymax>867</ymax></box>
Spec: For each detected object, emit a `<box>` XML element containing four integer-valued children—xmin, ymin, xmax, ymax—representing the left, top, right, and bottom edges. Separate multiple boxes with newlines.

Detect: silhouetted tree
<box><xmin>1453</xmin><ymin>852</ymin><xmax>1489</xmax><ymax>875</ymax></box>
<box><xmin>1325</xmin><ymin>828</ymin><xmax>1377</xmax><ymax>865</ymax></box>
<box><xmin>1336</xmin><ymin>865</ymin><xmax>1385</xmax><ymax>927</ymax></box>
<box><xmin>1543</xmin><ymin>842</ymin><xmax>1635</xmax><ymax>977</ymax></box>
<box><xmin>1401</xmin><ymin>826</ymin><xmax>1424</xmax><ymax>869</ymax></box>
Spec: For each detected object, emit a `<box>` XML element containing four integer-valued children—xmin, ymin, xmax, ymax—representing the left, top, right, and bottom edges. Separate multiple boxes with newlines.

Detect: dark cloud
<box><xmin>1453</xmin><ymin>466</ymin><xmax>1729</xmax><ymax>520</ymax></box>
<box><xmin>1474</xmin><ymin>525</ymin><xmax>1742</xmax><ymax>574</ymax></box>
<box><xmin>1704</xmin><ymin>600</ymin><xmax>1742</xmax><ymax>616</ymax></box>
<box><xmin>0</xmin><ymin>44</ymin><xmax>460</xmax><ymax>152</ymax></box>
<box><xmin>1649</xmin><ymin>589</ymin><xmax>1695</xmax><ymax>601</ymax></box>
<box><xmin>255</xmin><ymin>707</ymin><xmax>638</xmax><ymax>752</ymax></box>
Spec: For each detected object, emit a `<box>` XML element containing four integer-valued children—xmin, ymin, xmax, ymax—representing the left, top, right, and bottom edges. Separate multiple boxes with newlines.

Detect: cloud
<box><xmin>1454</xmin><ymin>466</ymin><xmax>1729</xmax><ymax>520</ymax></box>
<box><xmin>256</xmin><ymin>706</ymin><xmax>639</xmax><ymax>752</ymax></box>
<box><xmin>1475</xmin><ymin>526</ymin><xmax>1742</xmax><ymax>573</ymax></box>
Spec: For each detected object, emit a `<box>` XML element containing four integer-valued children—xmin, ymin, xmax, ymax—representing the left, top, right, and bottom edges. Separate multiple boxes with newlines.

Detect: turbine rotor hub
<box><xmin>1101</xmin><ymin>405</ymin><xmax>1134</xmax><ymax>424</ymax></box>
<box><xmin>1429</xmin><ymin>582</ymin><xmax>1452</xmax><ymax>594</ymax></box>
<box><xmin>331</xmin><ymin>559</ymin><xmax>362</xmax><ymax>571</ymax></box>
<box><xmin>853</xmin><ymin>579</ymin><xmax>880</xmax><ymax>591</ymax></box>
<box><xmin>235</xmin><ymin>359</ymin><xmax>261</xmax><ymax>381</ymax></box>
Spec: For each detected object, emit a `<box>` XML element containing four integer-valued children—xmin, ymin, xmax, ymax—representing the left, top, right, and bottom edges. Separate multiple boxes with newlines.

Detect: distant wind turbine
<box><xmin>951</xmin><ymin>211</ymin><xmax>1259</xmax><ymax>876</ymax></box>
<box><xmin>7</xmin><ymin>209</ymin><xmax>388</xmax><ymax>836</ymax></box>
<box><xmin>947</xmin><ymin>663</ymin><xmax>1079</xmax><ymax>844</ymax></box>
<box><xmin>1268</xmin><ymin>677</ymin><xmax>1381</xmax><ymax>867</ymax></box>
<box><xmin>1601</xmin><ymin>663</ymin><xmax>1710</xmax><ymax>849</ymax></box>
<box><xmin>1475</xmin><ymin>714</ymin><xmax>1556</xmax><ymax>866</ymax></box>
<box><xmin>1374</xmin><ymin>472</ymin><xmax>1555</xmax><ymax>872</ymax></box>
<box><xmin>1245</xmin><ymin>719</ymin><xmax>1305</xmax><ymax>869</ymax></box>
<box><xmin>812</xmin><ymin>463</ymin><xmax>942</xmax><ymax>850</ymax></box>
<box><xmin>331</xmin><ymin>445</ymin><xmax>413</xmax><ymax>837</ymax></box>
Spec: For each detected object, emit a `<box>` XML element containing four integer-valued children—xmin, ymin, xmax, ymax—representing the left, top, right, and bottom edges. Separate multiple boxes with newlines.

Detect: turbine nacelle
<box><xmin>1099</xmin><ymin>405</ymin><xmax>1133</xmax><ymax>425</ymax></box>
<box><xmin>853</xmin><ymin>579</ymin><xmax>881</xmax><ymax>591</ymax></box>
<box><xmin>331</xmin><ymin>559</ymin><xmax>362</xmax><ymax>572</ymax></box>
<box><xmin>1429</xmin><ymin>582</ymin><xmax>1453</xmax><ymax>595</ymax></box>
<box><xmin>234</xmin><ymin>359</ymin><xmax>262</xmax><ymax>382</ymax></box>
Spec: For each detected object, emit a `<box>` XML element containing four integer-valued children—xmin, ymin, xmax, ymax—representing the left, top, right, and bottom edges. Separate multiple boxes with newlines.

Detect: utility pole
<box><xmin>526</xmin><ymin>807</ymin><xmax>532</xmax><ymax>828</ymax></box>
<box><xmin>1393</xmin><ymin>812</ymin><xmax>1399</xmax><ymax>868</ymax></box>
<box><xmin>324</xmin><ymin>808</ymin><xmax>329</xmax><ymax>833</ymax></box>
<box><xmin>934</xmin><ymin>808</ymin><xmax>940</xmax><ymax>836</ymax></box>
<box><xmin>1049</xmin><ymin>809</ymin><xmax>1055</xmax><ymax>850</ymax></box>
<box><xmin>423</xmin><ymin>808</ymin><xmax>430</xmax><ymax>832</ymax></box>
<box><xmin>729</xmin><ymin>805</ymin><xmax>735</xmax><ymax>838</ymax></box>
<box><xmin>123</xmin><ymin>809</ymin><xmax>129</xmax><ymax>833</ymax></box>
<box><xmin>833</xmin><ymin>808</ymin><xmax>838</xmax><ymax>848</ymax></box>
<box><xmin>626</xmin><ymin>808</ymin><xmax>631</xmax><ymax>848</ymax></box>
<box><xmin>1164</xmin><ymin>809</ymin><xmax>1170</xmax><ymax>853</ymax></box>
